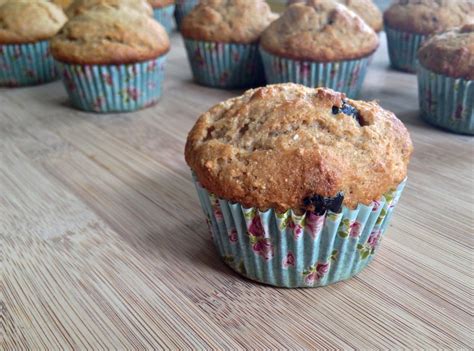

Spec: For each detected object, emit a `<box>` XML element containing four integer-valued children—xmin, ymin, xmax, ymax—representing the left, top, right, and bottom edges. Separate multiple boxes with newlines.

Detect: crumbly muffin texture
<box><xmin>148</xmin><ymin>0</ymin><xmax>175</xmax><ymax>8</ymax></box>
<box><xmin>66</xmin><ymin>0</ymin><xmax>153</xmax><ymax>17</ymax></box>
<box><xmin>384</xmin><ymin>0</ymin><xmax>474</xmax><ymax>34</ymax></box>
<box><xmin>287</xmin><ymin>0</ymin><xmax>383</xmax><ymax>32</ymax></box>
<box><xmin>0</xmin><ymin>0</ymin><xmax>67</xmax><ymax>44</ymax></box>
<box><xmin>185</xmin><ymin>84</ymin><xmax>413</xmax><ymax>212</ymax></box>
<box><xmin>180</xmin><ymin>0</ymin><xmax>277</xmax><ymax>44</ymax></box>
<box><xmin>51</xmin><ymin>7</ymin><xmax>169</xmax><ymax>64</ymax></box>
<box><xmin>418</xmin><ymin>23</ymin><xmax>474</xmax><ymax>80</ymax></box>
<box><xmin>260</xmin><ymin>0</ymin><xmax>379</xmax><ymax>61</ymax></box>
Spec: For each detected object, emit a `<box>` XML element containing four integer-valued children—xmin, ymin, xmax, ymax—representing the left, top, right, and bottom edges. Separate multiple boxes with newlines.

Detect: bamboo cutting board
<box><xmin>1</xmin><ymin>34</ymin><xmax>473</xmax><ymax>349</ymax></box>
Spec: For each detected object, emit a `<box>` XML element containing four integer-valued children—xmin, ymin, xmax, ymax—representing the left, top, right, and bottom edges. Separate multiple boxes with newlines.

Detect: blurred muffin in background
<box><xmin>181</xmin><ymin>0</ymin><xmax>276</xmax><ymax>89</ymax></box>
<box><xmin>260</xmin><ymin>0</ymin><xmax>378</xmax><ymax>97</ymax></box>
<box><xmin>174</xmin><ymin>0</ymin><xmax>199</xmax><ymax>30</ymax></box>
<box><xmin>384</xmin><ymin>0</ymin><xmax>474</xmax><ymax>73</ymax></box>
<box><xmin>417</xmin><ymin>23</ymin><xmax>474</xmax><ymax>134</ymax></box>
<box><xmin>0</xmin><ymin>0</ymin><xmax>67</xmax><ymax>86</ymax></box>
<box><xmin>287</xmin><ymin>0</ymin><xmax>382</xmax><ymax>32</ymax></box>
<box><xmin>66</xmin><ymin>0</ymin><xmax>153</xmax><ymax>17</ymax></box>
<box><xmin>149</xmin><ymin>0</ymin><xmax>176</xmax><ymax>33</ymax></box>
<box><xmin>51</xmin><ymin>6</ymin><xmax>170</xmax><ymax>112</ymax></box>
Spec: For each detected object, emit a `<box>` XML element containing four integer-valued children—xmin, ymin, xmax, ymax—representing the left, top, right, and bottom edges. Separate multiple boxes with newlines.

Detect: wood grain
<box><xmin>1</xmin><ymin>34</ymin><xmax>473</xmax><ymax>349</ymax></box>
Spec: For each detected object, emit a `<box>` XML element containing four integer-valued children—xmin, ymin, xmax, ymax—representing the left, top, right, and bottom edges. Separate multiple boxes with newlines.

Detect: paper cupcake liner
<box><xmin>174</xmin><ymin>0</ymin><xmax>199</xmax><ymax>30</ymax></box>
<box><xmin>385</xmin><ymin>26</ymin><xmax>426</xmax><ymax>73</ymax></box>
<box><xmin>56</xmin><ymin>55</ymin><xmax>167</xmax><ymax>113</ymax></box>
<box><xmin>193</xmin><ymin>176</ymin><xmax>406</xmax><ymax>288</ymax></box>
<box><xmin>417</xmin><ymin>64</ymin><xmax>474</xmax><ymax>135</ymax></box>
<box><xmin>153</xmin><ymin>4</ymin><xmax>176</xmax><ymax>33</ymax></box>
<box><xmin>259</xmin><ymin>48</ymin><xmax>371</xmax><ymax>98</ymax></box>
<box><xmin>0</xmin><ymin>41</ymin><xmax>57</xmax><ymax>87</ymax></box>
<box><xmin>184</xmin><ymin>40</ymin><xmax>265</xmax><ymax>89</ymax></box>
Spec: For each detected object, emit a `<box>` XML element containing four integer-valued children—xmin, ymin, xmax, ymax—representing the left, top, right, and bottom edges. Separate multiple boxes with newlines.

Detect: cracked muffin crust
<box><xmin>51</xmin><ymin>0</ymin><xmax>74</xmax><ymax>9</ymax></box>
<box><xmin>185</xmin><ymin>83</ymin><xmax>413</xmax><ymax>212</ymax></box>
<box><xmin>0</xmin><ymin>0</ymin><xmax>67</xmax><ymax>44</ymax></box>
<box><xmin>66</xmin><ymin>0</ymin><xmax>154</xmax><ymax>17</ymax></box>
<box><xmin>384</xmin><ymin>0</ymin><xmax>474</xmax><ymax>34</ymax></box>
<box><xmin>418</xmin><ymin>24</ymin><xmax>474</xmax><ymax>80</ymax></box>
<box><xmin>260</xmin><ymin>0</ymin><xmax>379</xmax><ymax>61</ymax></box>
<box><xmin>180</xmin><ymin>0</ymin><xmax>277</xmax><ymax>43</ymax></box>
<box><xmin>50</xmin><ymin>6</ymin><xmax>169</xmax><ymax>64</ymax></box>
<box><xmin>287</xmin><ymin>0</ymin><xmax>383</xmax><ymax>32</ymax></box>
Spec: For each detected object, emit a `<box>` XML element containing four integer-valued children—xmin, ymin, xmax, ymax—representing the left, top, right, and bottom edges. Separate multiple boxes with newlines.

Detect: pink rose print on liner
<box><xmin>282</xmin><ymin>252</ymin><xmax>295</xmax><ymax>269</ymax></box>
<box><xmin>147</xmin><ymin>61</ymin><xmax>157</xmax><ymax>72</ymax></box>
<box><xmin>232</xmin><ymin>51</ymin><xmax>240</xmax><ymax>63</ymax></box>
<box><xmin>367</xmin><ymin>229</ymin><xmax>381</xmax><ymax>249</ymax></box>
<box><xmin>252</xmin><ymin>238</ymin><xmax>273</xmax><ymax>260</ymax></box>
<box><xmin>287</xmin><ymin>219</ymin><xmax>303</xmax><ymax>240</ymax></box>
<box><xmin>306</xmin><ymin>212</ymin><xmax>325</xmax><ymax>239</ymax></box>
<box><xmin>228</xmin><ymin>228</ymin><xmax>238</xmax><ymax>243</ymax></box>
<box><xmin>219</xmin><ymin>71</ymin><xmax>229</xmax><ymax>85</ymax></box>
<box><xmin>372</xmin><ymin>200</ymin><xmax>381</xmax><ymax>212</ymax></box>
<box><xmin>299</xmin><ymin>62</ymin><xmax>311</xmax><ymax>80</ymax></box>
<box><xmin>349</xmin><ymin>221</ymin><xmax>361</xmax><ymax>238</ymax></box>
<box><xmin>211</xmin><ymin>198</ymin><xmax>223</xmax><ymax>222</ymax></box>
<box><xmin>454</xmin><ymin>105</ymin><xmax>464</xmax><ymax>120</ymax></box>
<box><xmin>303</xmin><ymin>262</ymin><xmax>330</xmax><ymax>286</ymax></box>
<box><xmin>92</xmin><ymin>96</ymin><xmax>105</xmax><ymax>111</ymax></box>
<box><xmin>194</xmin><ymin>48</ymin><xmax>205</xmax><ymax>67</ymax></box>
<box><xmin>248</xmin><ymin>214</ymin><xmax>274</xmax><ymax>260</ymax></box>
<box><xmin>102</xmin><ymin>72</ymin><xmax>113</xmax><ymax>86</ymax></box>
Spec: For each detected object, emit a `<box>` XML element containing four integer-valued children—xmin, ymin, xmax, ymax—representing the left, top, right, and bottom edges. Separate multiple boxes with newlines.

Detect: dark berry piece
<box><xmin>332</xmin><ymin>106</ymin><xmax>340</xmax><ymax>114</ymax></box>
<box><xmin>302</xmin><ymin>192</ymin><xmax>345</xmax><ymax>215</ymax></box>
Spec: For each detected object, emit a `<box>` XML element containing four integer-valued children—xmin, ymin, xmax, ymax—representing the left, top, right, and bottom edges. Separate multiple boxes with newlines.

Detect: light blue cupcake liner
<box><xmin>417</xmin><ymin>64</ymin><xmax>474</xmax><ymax>135</ymax></box>
<box><xmin>259</xmin><ymin>48</ymin><xmax>371</xmax><ymax>98</ymax></box>
<box><xmin>193</xmin><ymin>176</ymin><xmax>406</xmax><ymax>288</ymax></box>
<box><xmin>153</xmin><ymin>4</ymin><xmax>176</xmax><ymax>33</ymax></box>
<box><xmin>385</xmin><ymin>25</ymin><xmax>426</xmax><ymax>73</ymax></box>
<box><xmin>184</xmin><ymin>39</ymin><xmax>265</xmax><ymax>89</ymax></box>
<box><xmin>0</xmin><ymin>40</ymin><xmax>57</xmax><ymax>87</ymax></box>
<box><xmin>56</xmin><ymin>55</ymin><xmax>167</xmax><ymax>113</ymax></box>
<box><xmin>174</xmin><ymin>0</ymin><xmax>199</xmax><ymax>30</ymax></box>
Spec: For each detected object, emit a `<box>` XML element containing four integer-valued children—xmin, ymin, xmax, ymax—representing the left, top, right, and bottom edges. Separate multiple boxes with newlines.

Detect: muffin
<box><xmin>417</xmin><ymin>24</ymin><xmax>474</xmax><ymax>134</ymax></box>
<box><xmin>185</xmin><ymin>83</ymin><xmax>413</xmax><ymax>288</ymax></box>
<box><xmin>260</xmin><ymin>0</ymin><xmax>379</xmax><ymax>98</ymax></box>
<box><xmin>384</xmin><ymin>0</ymin><xmax>474</xmax><ymax>73</ymax></box>
<box><xmin>51</xmin><ymin>6</ymin><xmax>170</xmax><ymax>112</ymax></box>
<box><xmin>174</xmin><ymin>0</ymin><xmax>199</xmax><ymax>30</ymax></box>
<box><xmin>0</xmin><ymin>0</ymin><xmax>67</xmax><ymax>86</ymax></box>
<box><xmin>66</xmin><ymin>0</ymin><xmax>153</xmax><ymax>17</ymax></box>
<box><xmin>149</xmin><ymin>0</ymin><xmax>176</xmax><ymax>33</ymax></box>
<box><xmin>181</xmin><ymin>0</ymin><xmax>276</xmax><ymax>89</ymax></box>
<box><xmin>287</xmin><ymin>0</ymin><xmax>383</xmax><ymax>32</ymax></box>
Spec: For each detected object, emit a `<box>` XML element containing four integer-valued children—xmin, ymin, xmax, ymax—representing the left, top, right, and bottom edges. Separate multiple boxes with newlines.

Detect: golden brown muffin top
<box><xmin>0</xmin><ymin>0</ymin><xmax>67</xmax><ymax>44</ymax></box>
<box><xmin>50</xmin><ymin>6</ymin><xmax>169</xmax><ymax>64</ymax></box>
<box><xmin>418</xmin><ymin>23</ymin><xmax>474</xmax><ymax>80</ymax></box>
<box><xmin>260</xmin><ymin>0</ymin><xmax>379</xmax><ymax>61</ymax></box>
<box><xmin>180</xmin><ymin>0</ymin><xmax>277</xmax><ymax>44</ymax></box>
<box><xmin>185</xmin><ymin>84</ymin><xmax>413</xmax><ymax>212</ymax></box>
<box><xmin>384</xmin><ymin>0</ymin><xmax>474</xmax><ymax>34</ymax></box>
<box><xmin>287</xmin><ymin>0</ymin><xmax>383</xmax><ymax>32</ymax></box>
<box><xmin>148</xmin><ymin>0</ymin><xmax>174</xmax><ymax>8</ymax></box>
<box><xmin>66</xmin><ymin>0</ymin><xmax>153</xmax><ymax>17</ymax></box>
<box><xmin>50</xmin><ymin>0</ymin><xmax>73</xmax><ymax>9</ymax></box>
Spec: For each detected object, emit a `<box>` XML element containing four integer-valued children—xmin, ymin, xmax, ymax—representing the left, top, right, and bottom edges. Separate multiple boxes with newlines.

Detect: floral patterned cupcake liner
<box><xmin>0</xmin><ymin>40</ymin><xmax>57</xmax><ymax>87</ymax></box>
<box><xmin>174</xmin><ymin>0</ymin><xmax>199</xmax><ymax>30</ymax></box>
<box><xmin>183</xmin><ymin>39</ymin><xmax>265</xmax><ymax>89</ymax></box>
<box><xmin>417</xmin><ymin>64</ymin><xmax>473</xmax><ymax>135</ymax></box>
<box><xmin>56</xmin><ymin>55</ymin><xmax>167</xmax><ymax>113</ymax></box>
<box><xmin>385</xmin><ymin>26</ymin><xmax>426</xmax><ymax>73</ymax></box>
<box><xmin>153</xmin><ymin>4</ymin><xmax>176</xmax><ymax>33</ymax></box>
<box><xmin>193</xmin><ymin>176</ymin><xmax>407</xmax><ymax>288</ymax></box>
<box><xmin>259</xmin><ymin>48</ymin><xmax>371</xmax><ymax>98</ymax></box>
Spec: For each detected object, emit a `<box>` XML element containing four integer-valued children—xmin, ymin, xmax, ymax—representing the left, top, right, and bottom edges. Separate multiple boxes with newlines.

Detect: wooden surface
<box><xmin>1</xmin><ymin>33</ymin><xmax>473</xmax><ymax>350</ymax></box>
